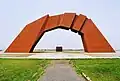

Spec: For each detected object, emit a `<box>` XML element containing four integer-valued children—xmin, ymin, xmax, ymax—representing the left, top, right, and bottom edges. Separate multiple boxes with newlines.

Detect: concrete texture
<box><xmin>28</xmin><ymin>53</ymin><xmax>92</xmax><ymax>59</ymax></box>
<box><xmin>38</xmin><ymin>60</ymin><xmax>86</xmax><ymax>81</ymax></box>
<box><xmin>5</xmin><ymin>13</ymin><xmax>115</xmax><ymax>53</ymax></box>
<box><xmin>0</xmin><ymin>52</ymin><xmax>119</xmax><ymax>59</ymax></box>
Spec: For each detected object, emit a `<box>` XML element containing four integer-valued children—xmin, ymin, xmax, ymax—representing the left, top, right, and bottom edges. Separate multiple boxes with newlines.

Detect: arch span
<box><xmin>5</xmin><ymin>13</ymin><xmax>115</xmax><ymax>53</ymax></box>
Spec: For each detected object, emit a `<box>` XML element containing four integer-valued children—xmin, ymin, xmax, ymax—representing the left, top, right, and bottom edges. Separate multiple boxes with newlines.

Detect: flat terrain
<box><xmin>0</xmin><ymin>59</ymin><xmax>50</xmax><ymax>81</ymax></box>
<box><xmin>1</xmin><ymin>56</ymin><xmax>120</xmax><ymax>81</ymax></box>
<box><xmin>70</xmin><ymin>59</ymin><xmax>120</xmax><ymax>81</ymax></box>
<box><xmin>39</xmin><ymin>60</ymin><xmax>86</xmax><ymax>81</ymax></box>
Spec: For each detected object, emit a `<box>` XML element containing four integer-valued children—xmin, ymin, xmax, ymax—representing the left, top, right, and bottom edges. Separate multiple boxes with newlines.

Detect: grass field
<box><xmin>0</xmin><ymin>59</ymin><xmax>50</xmax><ymax>81</ymax></box>
<box><xmin>70</xmin><ymin>59</ymin><xmax>120</xmax><ymax>81</ymax></box>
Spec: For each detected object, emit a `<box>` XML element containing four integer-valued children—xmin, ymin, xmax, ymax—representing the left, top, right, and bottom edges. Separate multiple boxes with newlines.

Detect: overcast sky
<box><xmin>0</xmin><ymin>0</ymin><xmax>120</xmax><ymax>50</ymax></box>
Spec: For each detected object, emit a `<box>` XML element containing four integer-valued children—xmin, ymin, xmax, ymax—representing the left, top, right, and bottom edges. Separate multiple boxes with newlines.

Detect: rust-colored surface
<box><xmin>44</xmin><ymin>15</ymin><xmax>60</xmax><ymax>31</ymax></box>
<box><xmin>5</xmin><ymin>13</ymin><xmax>115</xmax><ymax>53</ymax></box>
<box><xmin>81</xmin><ymin>19</ymin><xmax>115</xmax><ymax>52</ymax></box>
<box><xmin>5</xmin><ymin>15</ymin><xmax>49</xmax><ymax>52</ymax></box>
<box><xmin>71</xmin><ymin>14</ymin><xmax>87</xmax><ymax>32</ymax></box>
<box><xmin>59</xmin><ymin>13</ymin><xmax>76</xmax><ymax>29</ymax></box>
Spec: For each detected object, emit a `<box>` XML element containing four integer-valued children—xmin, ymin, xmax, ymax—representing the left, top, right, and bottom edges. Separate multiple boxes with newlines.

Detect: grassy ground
<box><xmin>70</xmin><ymin>59</ymin><xmax>120</xmax><ymax>81</ymax></box>
<box><xmin>0</xmin><ymin>59</ymin><xmax>50</xmax><ymax>81</ymax></box>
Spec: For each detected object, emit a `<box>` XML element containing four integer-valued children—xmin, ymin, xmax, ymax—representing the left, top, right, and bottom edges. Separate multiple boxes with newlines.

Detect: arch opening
<box><xmin>33</xmin><ymin>29</ymin><xmax>84</xmax><ymax>53</ymax></box>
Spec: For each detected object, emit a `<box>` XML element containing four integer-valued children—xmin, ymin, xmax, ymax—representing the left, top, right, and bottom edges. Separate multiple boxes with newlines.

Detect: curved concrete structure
<box><xmin>5</xmin><ymin>13</ymin><xmax>115</xmax><ymax>53</ymax></box>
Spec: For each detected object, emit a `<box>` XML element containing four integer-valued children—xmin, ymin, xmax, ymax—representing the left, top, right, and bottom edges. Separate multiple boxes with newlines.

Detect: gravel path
<box><xmin>38</xmin><ymin>60</ymin><xmax>86</xmax><ymax>81</ymax></box>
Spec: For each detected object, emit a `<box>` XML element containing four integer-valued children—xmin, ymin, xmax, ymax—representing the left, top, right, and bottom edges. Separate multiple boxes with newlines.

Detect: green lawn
<box><xmin>0</xmin><ymin>59</ymin><xmax>50</xmax><ymax>81</ymax></box>
<box><xmin>70</xmin><ymin>59</ymin><xmax>120</xmax><ymax>81</ymax></box>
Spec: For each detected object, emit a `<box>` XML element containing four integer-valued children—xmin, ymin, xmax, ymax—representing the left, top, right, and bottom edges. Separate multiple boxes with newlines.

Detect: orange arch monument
<box><xmin>5</xmin><ymin>13</ymin><xmax>115</xmax><ymax>53</ymax></box>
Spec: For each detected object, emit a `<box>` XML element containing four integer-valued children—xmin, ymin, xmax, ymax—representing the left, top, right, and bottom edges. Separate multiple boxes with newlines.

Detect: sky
<box><xmin>0</xmin><ymin>0</ymin><xmax>120</xmax><ymax>50</ymax></box>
